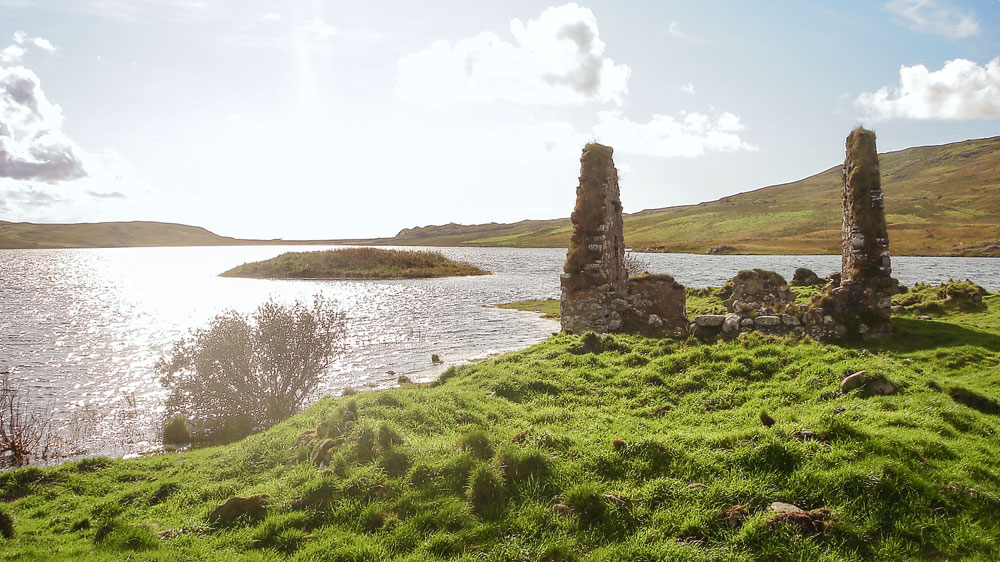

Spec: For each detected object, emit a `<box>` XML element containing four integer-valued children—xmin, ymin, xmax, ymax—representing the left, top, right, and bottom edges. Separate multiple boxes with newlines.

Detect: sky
<box><xmin>0</xmin><ymin>1</ymin><xmax>998</xmax><ymax>239</ymax></box>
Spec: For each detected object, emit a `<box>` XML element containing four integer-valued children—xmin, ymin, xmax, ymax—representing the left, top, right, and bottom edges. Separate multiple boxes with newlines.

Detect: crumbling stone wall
<box><xmin>693</xmin><ymin>127</ymin><xmax>899</xmax><ymax>342</ymax></box>
<box><xmin>560</xmin><ymin>143</ymin><xmax>687</xmax><ymax>335</ymax></box>
<box><xmin>720</xmin><ymin>269</ymin><xmax>795</xmax><ymax>316</ymax></box>
<box><xmin>691</xmin><ymin>270</ymin><xmax>806</xmax><ymax>341</ymax></box>
<box><xmin>627</xmin><ymin>274</ymin><xmax>687</xmax><ymax>336</ymax></box>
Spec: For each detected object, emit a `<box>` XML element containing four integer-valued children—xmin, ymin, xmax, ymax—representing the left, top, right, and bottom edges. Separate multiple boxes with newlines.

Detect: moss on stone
<box><xmin>843</xmin><ymin>127</ymin><xmax>889</xmax><ymax>282</ymax></box>
<box><xmin>565</xmin><ymin>143</ymin><xmax>616</xmax><ymax>275</ymax></box>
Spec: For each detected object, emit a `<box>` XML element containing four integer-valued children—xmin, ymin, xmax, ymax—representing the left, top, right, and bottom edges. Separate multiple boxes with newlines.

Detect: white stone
<box><xmin>723</xmin><ymin>314</ymin><xmax>740</xmax><ymax>332</ymax></box>
<box><xmin>841</xmin><ymin>371</ymin><xmax>866</xmax><ymax>392</ymax></box>
<box><xmin>755</xmin><ymin>315</ymin><xmax>781</xmax><ymax>326</ymax></box>
<box><xmin>769</xmin><ymin>502</ymin><xmax>803</xmax><ymax>514</ymax></box>
<box><xmin>694</xmin><ymin>314</ymin><xmax>726</xmax><ymax>327</ymax></box>
<box><xmin>780</xmin><ymin>314</ymin><xmax>800</xmax><ymax>326</ymax></box>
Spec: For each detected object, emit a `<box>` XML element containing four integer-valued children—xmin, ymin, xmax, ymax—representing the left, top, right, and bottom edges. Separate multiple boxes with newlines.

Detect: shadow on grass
<box><xmin>866</xmin><ymin>318</ymin><xmax>1000</xmax><ymax>354</ymax></box>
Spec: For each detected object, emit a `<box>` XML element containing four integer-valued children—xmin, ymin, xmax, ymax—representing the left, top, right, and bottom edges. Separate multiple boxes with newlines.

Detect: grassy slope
<box><xmin>3</xmin><ymin>297</ymin><xmax>1000</xmax><ymax>560</ymax></box>
<box><xmin>219</xmin><ymin>248</ymin><xmax>488</xmax><ymax>280</ymax></box>
<box><xmin>385</xmin><ymin>136</ymin><xmax>1000</xmax><ymax>256</ymax></box>
<box><xmin>0</xmin><ymin>221</ymin><xmax>244</xmax><ymax>249</ymax></box>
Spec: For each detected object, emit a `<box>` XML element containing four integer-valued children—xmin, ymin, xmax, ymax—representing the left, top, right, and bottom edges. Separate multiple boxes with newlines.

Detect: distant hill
<box><xmin>0</xmin><ymin>220</ymin><xmax>251</xmax><ymax>249</ymax></box>
<box><xmin>3</xmin><ymin>136</ymin><xmax>998</xmax><ymax>255</ymax></box>
<box><xmin>381</xmin><ymin>136</ymin><xmax>1000</xmax><ymax>257</ymax></box>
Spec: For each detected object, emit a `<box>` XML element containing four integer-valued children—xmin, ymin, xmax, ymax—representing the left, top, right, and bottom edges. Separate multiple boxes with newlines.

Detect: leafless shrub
<box><xmin>625</xmin><ymin>251</ymin><xmax>650</xmax><ymax>277</ymax></box>
<box><xmin>0</xmin><ymin>374</ymin><xmax>54</xmax><ymax>464</ymax></box>
<box><xmin>157</xmin><ymin>294</ymin><xmax>346</xmax><ymax>442</ymax></box>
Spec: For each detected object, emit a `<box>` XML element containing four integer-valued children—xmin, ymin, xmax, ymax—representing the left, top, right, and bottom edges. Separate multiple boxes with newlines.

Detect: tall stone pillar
<box><xmin>842</xmin><ymin>127</ymin><xmax>892</xmax><ymax>286</ymax></box>
<box><xmin>560</xmin><ymin>143</ymin><xmax>628</xmax><ymax>333</ymax></box>
<box><xmin>813</xmin><ymin>127</ymin><xmax>894</xmax><ymax>339</ymax></box>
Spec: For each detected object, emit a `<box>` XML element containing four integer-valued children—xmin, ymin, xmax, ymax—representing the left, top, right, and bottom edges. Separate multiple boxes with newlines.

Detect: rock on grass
<box><xmin>208</xmin><ymin>494</ymin><xmax>271</xmax><ymax>526</ymax></box>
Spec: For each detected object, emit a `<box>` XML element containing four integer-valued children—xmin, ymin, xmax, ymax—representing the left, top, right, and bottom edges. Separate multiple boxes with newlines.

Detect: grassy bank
<box><xmin>2</xmin><ymin>295</ymin><xmax>999</xmax><ymax>560</ymax></box>
<box><xmin>220</xmin><ymin>248</ymin><xmax>489</xmax><ymax>280</ymax></box>
<box><xmin>495</xmin><ymin>299</ymin><xmax>560</xmax><ymax>318</ymax></box>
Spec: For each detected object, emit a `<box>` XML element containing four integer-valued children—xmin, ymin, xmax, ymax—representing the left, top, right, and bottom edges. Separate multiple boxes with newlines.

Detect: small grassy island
<box><xmin>2</xmin><ymin>282</ymin><xmax>999</xmax><ymax>560</ymax></box>
<box><xmin>220</xmin><ymin>248</ymin><xmax>489</xmax><ymax>280</ymax></box>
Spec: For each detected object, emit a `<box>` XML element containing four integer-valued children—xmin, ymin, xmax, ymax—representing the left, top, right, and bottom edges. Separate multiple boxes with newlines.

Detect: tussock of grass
<box><xmin>220</xmin><ymin>248</ymin><xmax>489</xmax><ymax>280</ymax></box>
<box><xmin>1</xmin><ymin>295</ymin><xmax>999</xmax><ymax>559</ymax></box>
<box><xmin>894</xmin><ymin>279</ymin><xmax>988</xmax><ymax>315</ymax></box>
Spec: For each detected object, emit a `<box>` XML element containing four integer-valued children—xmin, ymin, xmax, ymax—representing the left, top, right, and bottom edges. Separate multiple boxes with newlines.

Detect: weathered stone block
<box><xmin>791</xmin><ymin>268</ymin><xmax>823</xmax><ymax>286</ymax></box>
<box><xmin>694</xmin><ymin>314</ymin><xmax>726</xmax><ymax>327</ymax></box>
<box><xmin>648</xmin><ymin>314</ymin><xmax>663</xmax><ymax>329</ymax></box>
<box><xmin>780</xmin><ymin>314</ymin><xmax>801</xmax><ymax>326</ymax></box>
<box><xmin>754</xmin><ymin>315</ymin><xmax>781</xmax><ymax>327</ymax></box>
<box><xmin>723</xmin><ymin>313</ymin><xmax>741</xmax><ymax>333</ymax></box>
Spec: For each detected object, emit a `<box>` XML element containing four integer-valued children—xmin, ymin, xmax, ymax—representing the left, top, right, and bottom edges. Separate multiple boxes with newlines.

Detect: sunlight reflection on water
<box><xmin>1</xmin><ymin>245</ymin><xmax>997</xmax><ymax>458</ymax></box>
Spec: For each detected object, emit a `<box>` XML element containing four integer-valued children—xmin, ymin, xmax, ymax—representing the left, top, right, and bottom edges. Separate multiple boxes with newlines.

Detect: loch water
<box><xmin>1</xmin><ymin>245</ymin><xmax>998</xmax><ymax>458</ymax></box>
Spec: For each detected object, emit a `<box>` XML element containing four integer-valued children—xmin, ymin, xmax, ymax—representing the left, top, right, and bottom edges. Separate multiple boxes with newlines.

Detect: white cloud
<box><xmin>485</xmin><ymin>109</ymin><xmax>756</xmax><ymax>161</ymax></box>
<box><xmin>884</xmin><ymin>0</ymin><xmax>979</xmax><ymax>38</ymax></box>
<box><xmin>679</xmin><ymin>82</ymin><xmax>695</xmax><ymax>94</ymax></box>
<box><xmin>592</xmin><ymin>110</ymin><xmax>756</xmax><ymax>158</ymax></box>
<box><xmin>0</xmin><ymin>45</ymin><xmax>26</xmax><ymax>63</ymax></box>
<box><xmin>857</xmin><ymin>57</ymin><xmax>1000</xmax><ymax>120</ymax></box>
<box><xmin>396</xmin><ymin>2</ymin><xmax>630</xmax><ymax>105</ymax></box>
<box><xmin>0</xmin><ymin>65</ymin><xmax>87</xmax><ymax>181</ymax></box>
<box><xmin>1</xmin><ymin>31</ymin><xmax>55</xmax><ymax>62</ymax></box>
<box><xmin>32</xmin><ymin>37</ymin><xmax>55</xmax><ymax>52</ymax></box>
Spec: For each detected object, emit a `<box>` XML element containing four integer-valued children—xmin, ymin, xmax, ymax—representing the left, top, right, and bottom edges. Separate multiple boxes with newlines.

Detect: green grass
<box><xmin>220</xmin><ymin>248</ymin><xmax>489</xmax><ymax>280</ymax></box>
<box><xmin>2</xmin><ymin>293</ymin><xmax>1000</xmax><ymax>559</ymax></box>
<box><xmin>494</xmin><ymin>299</ymin><xmax>560</xmax><ymax>318</ymax></box>
<box><xmin>377</xmin><ymin>136</ymin><xmax>1000</xmax><ymax>256</ymax></box>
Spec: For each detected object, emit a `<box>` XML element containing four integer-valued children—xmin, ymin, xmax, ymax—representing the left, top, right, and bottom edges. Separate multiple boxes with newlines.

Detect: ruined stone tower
<box><xmin>560</xmin><ymin>143</ymin><xmax>687</xmax><ymax>335</ymax></box>
<box><xmin>842</xmin><ymin>128</ymin><xmax>892</xmax><ymax>284</ymax></box>
<box><xmin>560</xmin><ymin>143</ymin><xmax>629</xmax><ymax>333</ymax></box>
<box><xmin>815</xmin><ymin>127</ymin><xmax>894</xmax><ymax>338</ymax></box>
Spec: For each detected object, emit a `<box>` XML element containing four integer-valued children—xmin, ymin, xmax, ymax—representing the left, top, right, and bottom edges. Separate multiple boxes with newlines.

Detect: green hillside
<box><xmin>385</xmin><ymin>136</ymin><xmax>1000</xmax><ymax>256</ymax></box>
<box><xmin>0</xmin><ymin>221</ymin><xmax>243</xmax><ymax>249</ymax></box>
